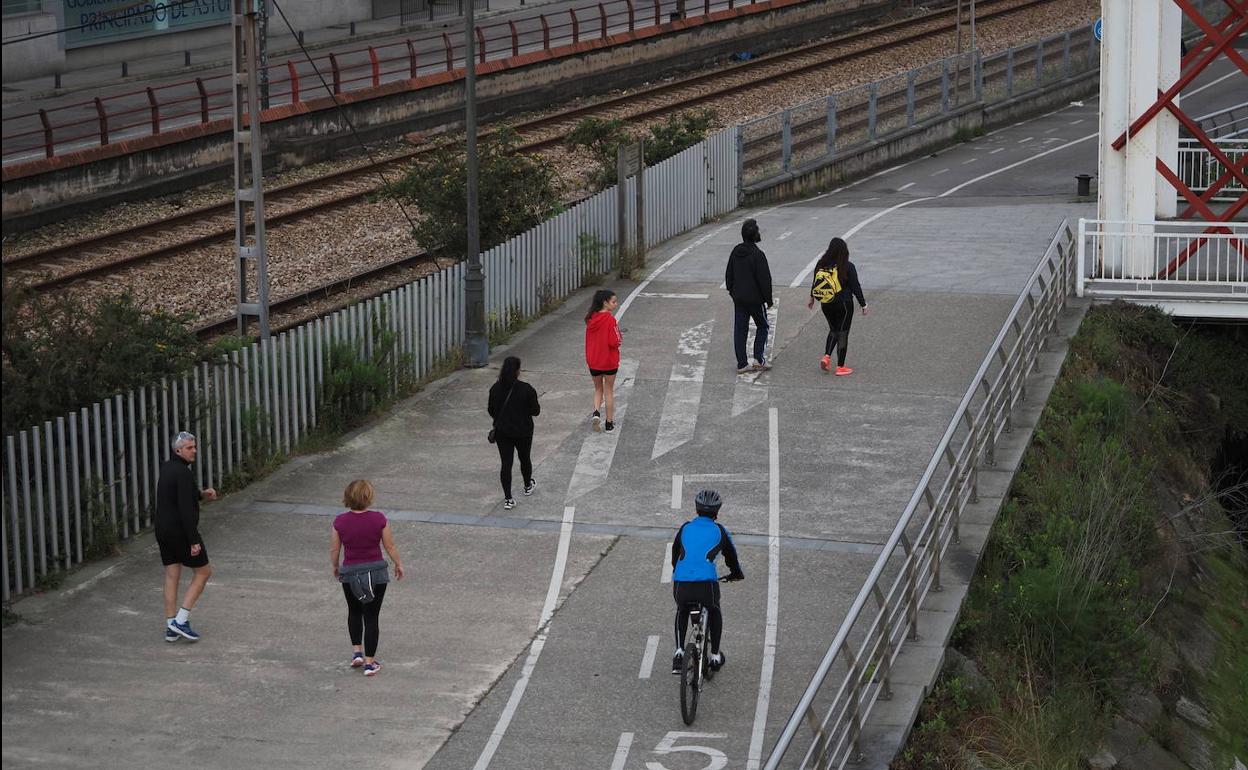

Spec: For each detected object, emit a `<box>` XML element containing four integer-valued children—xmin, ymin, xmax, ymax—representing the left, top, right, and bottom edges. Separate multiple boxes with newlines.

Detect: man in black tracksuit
<box><xmin>724</xmin><ymin>218</ymin><xmax>774</xmax><ymax>373</ymax></box>
<box><xmin>155</xmin><ymin>431</ymin><xmax>217</xmax><ymax>643</ymax></box>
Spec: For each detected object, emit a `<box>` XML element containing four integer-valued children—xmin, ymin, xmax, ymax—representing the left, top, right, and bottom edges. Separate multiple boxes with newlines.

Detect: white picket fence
<box><xmin>0</xmin><ymin>127</ymin><xmax>739</xmax><ymax>600</ymax></box>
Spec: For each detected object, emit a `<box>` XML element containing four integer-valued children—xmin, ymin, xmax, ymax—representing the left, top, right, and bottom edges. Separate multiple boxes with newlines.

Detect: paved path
<box><xmin>1</xmin><ymin>63</ymin><xmax>1238</xmax><ymax>770</ymax></box>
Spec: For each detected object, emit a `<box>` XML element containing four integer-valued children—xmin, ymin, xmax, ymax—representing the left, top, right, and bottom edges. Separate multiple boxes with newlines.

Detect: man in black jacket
<box><xmin>724</xmin><ymin>218</ymin><xmax>774</xmax><ymax>373</ymax></box>
<box><xmin>156</xmin><ymin>431</ymin><xmax>217</xmax><ymax>643</ymax></box>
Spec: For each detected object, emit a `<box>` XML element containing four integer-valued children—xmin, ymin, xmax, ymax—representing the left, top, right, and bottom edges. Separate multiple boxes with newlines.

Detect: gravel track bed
<box><xmin>8</xmin><ymin>0</ymin><xmax>1096</xmax><ymax>328</ymax></box>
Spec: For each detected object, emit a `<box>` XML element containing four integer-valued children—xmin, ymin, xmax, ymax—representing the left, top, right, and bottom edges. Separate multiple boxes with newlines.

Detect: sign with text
<box><xmin>64</xmin><ymin>0</ymin><xmax>231</xmax><ymax>48</ymax></box>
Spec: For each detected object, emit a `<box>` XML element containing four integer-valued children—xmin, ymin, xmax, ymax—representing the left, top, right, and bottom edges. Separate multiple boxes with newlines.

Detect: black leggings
<box><xmin>821</xmin><ymin>301</ymin><xmax>853</xmax><ymax>366</ymax></box>
<box><xmin>673</xmin><ymin>581</ymin><xmax>723</xmax><ymax>654</ymax></box>
<box><xmin>342</xmin><ymin>582</ymin><xmax>387</xmax><ymax>657</ymax></box>
<box><xmin>496</xmin><ymin>434</ymin><xmax>533</xmax><ymax>499</ymax></box>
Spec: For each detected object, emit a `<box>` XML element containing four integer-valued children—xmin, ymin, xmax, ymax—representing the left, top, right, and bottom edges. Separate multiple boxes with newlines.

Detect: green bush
<box><xmin>566</xmin><ymin>109</ymin><xmax>717</xmax><ymax>189</ymax></box>
<box><xmin>380</xmin><ymin>127</ymin><xmax>562</xmax><ymax>259</ymax></box>
<box><xmin>2</xmin><ymin>283</ymin><xmax>205</xmax><ymax>434</ymax></box>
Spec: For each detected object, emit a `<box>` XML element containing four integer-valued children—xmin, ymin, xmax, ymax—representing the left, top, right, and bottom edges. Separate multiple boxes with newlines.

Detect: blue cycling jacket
<box><xmin>671</xmin><ymin>515</ymin><xmax>744</xmax><ymax>582</ymax></box>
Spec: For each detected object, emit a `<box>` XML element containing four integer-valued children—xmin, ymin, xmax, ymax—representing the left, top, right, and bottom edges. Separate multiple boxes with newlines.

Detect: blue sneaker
<box><xmin>169</xmin><ymin>620</ymin><xmax>200</xmax><ymax>642</ymax></box>
<box><xmin>164</xmin><ymin>626</ymin><xmax>180</xmax><ymax>643</ymax></box>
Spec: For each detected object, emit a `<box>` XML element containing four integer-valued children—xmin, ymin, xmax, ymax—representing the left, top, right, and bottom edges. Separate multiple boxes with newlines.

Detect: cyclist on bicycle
<box><xmin>671</xmin><ymin>489</ymin><xmax>744</xmax><ymax>674</ymax></box>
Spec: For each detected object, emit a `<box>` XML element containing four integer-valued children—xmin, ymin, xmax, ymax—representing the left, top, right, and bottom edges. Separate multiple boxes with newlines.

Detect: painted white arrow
<box><xmin>563</xmin><ymin>358</ymin><xmax>639</xmax><ymax>502</ymax></box>
<box><xmin>651</xmin><ymin>320</ymin><xmax>714</xmax><ymax>460</ymax></box>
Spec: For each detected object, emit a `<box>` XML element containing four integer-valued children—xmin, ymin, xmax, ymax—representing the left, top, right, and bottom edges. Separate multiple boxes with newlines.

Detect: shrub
<box><xmin>380</xmin><ymin>127</ymin><xmax>562</xmax><ymax>259</ymax></box>
<box><xmin>567</xmin><ymin>109</ymin><xmax>717</xmax><ymax>189</ymax></box>
<box><xmin>2</xmin><ymin>283</ymin><xmax>204</xmax><ymax>434</ymax></box>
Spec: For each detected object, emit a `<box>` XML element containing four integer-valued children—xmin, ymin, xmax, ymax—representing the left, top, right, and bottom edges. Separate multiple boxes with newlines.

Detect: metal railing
<box><xmin>1195</xmin><ymin>101</ymin><xmax>1248</xmax><ymax>139</ymax></box>
<box><xmin>1</xmin><ymin>0</ymin><xmax>789</xmax><ymax>165</ymax></box>
<box><xmin>739</xmin><ymin>23</ymin><xmax>1100</xmax><ymax>187</ymax></box>
<box><xmin>763</xmin><ymin>220</ymin><xmax>1078</xmax><ymax>770</ymax></box>
<box><xmin>1177</xmin><ymin>137</ymin><xmax>1247</xmax><ymax>203</ymax></box>
<box><xmin>0</xmin><ymin>127</ymin><xmax>737</xmax><ymax>600</ymax></box>
<box><xmin>1077</xmin><ymin>219</ymin><xmax>1248</xmax><ymax>298</ymax></box>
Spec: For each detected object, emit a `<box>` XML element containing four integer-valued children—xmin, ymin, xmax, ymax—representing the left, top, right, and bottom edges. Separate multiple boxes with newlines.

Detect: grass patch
<box><xmin>895</xmin><ymin>302</ymin><xmax>1248</xmax><ymax>770</ymax></box>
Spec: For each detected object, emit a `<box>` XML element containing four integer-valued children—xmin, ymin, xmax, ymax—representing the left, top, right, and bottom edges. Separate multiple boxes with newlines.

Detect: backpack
<box><xmin>811</xmin><ymin>267</ymin><xmax>842</xmax><ymax>303</ymax></box>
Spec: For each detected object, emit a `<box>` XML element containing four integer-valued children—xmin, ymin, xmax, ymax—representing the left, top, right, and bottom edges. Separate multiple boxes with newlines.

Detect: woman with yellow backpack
<box><xmin>805</xmin><ymin>237</ymin><xmax>869</xmax><ymax>375</ymax></box>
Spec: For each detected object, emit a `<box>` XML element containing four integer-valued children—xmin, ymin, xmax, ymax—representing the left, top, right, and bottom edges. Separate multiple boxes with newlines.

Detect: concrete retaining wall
<box><xmin>740</xmin><ymin>69</ymin><xmax>1101</xmax><ymax>206</ymax></box>
<box><xmin>2</xmin><ymin>11</ymin><xmax>65</xmax><ymax>80</ymax></box>
<box><xmin>2</xmin><ymin>0</ymin><xmax>899</xmax><ymax>231</ymax></box>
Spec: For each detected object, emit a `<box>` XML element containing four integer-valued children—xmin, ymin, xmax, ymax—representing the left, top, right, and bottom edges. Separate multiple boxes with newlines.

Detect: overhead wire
<box><xmin>266</xmin><ymin>0</ymin><xmax>425</xmax><ymax>234</ymax></box>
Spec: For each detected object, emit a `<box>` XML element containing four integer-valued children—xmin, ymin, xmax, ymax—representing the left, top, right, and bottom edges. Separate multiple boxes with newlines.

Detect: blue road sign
<box><xmin>1094</xmin><ymin>18</ymin><xmax>1103</xmax><ymax>42</ymax></box>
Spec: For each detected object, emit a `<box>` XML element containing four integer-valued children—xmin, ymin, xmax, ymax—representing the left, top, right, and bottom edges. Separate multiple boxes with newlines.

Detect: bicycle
<box><xmin>679</xmin><ymin>575</ymin><xmax>738</xmax><ymax>725</ymax></box>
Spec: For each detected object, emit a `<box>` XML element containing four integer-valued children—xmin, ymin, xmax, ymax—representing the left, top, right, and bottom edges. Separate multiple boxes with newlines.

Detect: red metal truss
<box><xmin>1104</xmin><ymin>0</ymin><xmax>1248</xmax><ymax>275</ymax></box>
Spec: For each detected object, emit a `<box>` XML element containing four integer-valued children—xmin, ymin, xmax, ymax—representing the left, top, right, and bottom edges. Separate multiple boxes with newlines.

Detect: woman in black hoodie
<box><xmin>487</xmin><ymin>356</ymin><xmax>541</xmax><ymax>510</ymax></box>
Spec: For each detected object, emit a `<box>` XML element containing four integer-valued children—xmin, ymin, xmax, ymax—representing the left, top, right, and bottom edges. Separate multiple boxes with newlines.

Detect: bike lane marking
<box><xmin>639</xmin><ymin>635</ymin><xmax>661</xmax><ymax>680</ymax></box>
<box><xmin>610</xmin><ymin>732</ymin><xmax>635</xmax><ymax>770</ymax></box>
<box><xmin>746</xmin><ymin>407</ymin><xmax>782</xmax><ymax>769</ymax></box>
<box><xmin>652</xmin><ymin>320</ymin><xmax>714</xmax><ymax>460</ymax></box>
<box><xmin>471</xmin><ymin>504</ymin><xmax>576</xmax><ymax>770</ymax></box>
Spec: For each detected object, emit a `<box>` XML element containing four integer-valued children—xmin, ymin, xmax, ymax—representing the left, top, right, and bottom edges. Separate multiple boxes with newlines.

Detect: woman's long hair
<box><xmin>499</xmin><ymin>356</ymin><xmax>521</xmax><ymax>386</ymax></box>
<box><xmin>585</xmin><ymin>289</ymin><xmax>616</xmax><ymax>323</ymax></box>
<box><xmin>815</xmin><ymin>237</ymin><xmax>849</xmax><ymax>274</ymax></box>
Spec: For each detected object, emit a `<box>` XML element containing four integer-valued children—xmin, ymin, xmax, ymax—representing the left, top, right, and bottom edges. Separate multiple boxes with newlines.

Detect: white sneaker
<box><xmin>523</xmin><ymin>479</ymin><xmax>536</xmax><ymax>496</ymax></box>
<box><xmin>592</xmin><ymin>411</ymin><xmax>602</xmax><ymax>432</ymax></box>
<box><xmin>503</xmin><ymin>498</ymin><xmax>516</xmax><ymax>510</ymax></box>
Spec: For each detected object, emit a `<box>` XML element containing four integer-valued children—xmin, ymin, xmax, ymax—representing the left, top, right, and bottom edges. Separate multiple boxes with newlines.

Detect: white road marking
<box><xmin>776</xmin><ymin>231</ymin><xmax>793</xmax><ymax>240</ymax></box>
<box><xmin>639</xmin><ymin>292</ymin><xmax>710</xmax><ymax>299</ymax></box>
<box><xmin>472</xmin><ymin>505</ymin><xmax>576</xmax><ymax>770</ymax></box>
<box><xmin>990</xmin><ymin>147</ymin><xmax>1005</xmax><ymax>154</ymax></box>
<box><xmin>834</xmin><ymin>202</ymin><xmax>850</xmax><ymax>208</ymax></box>
<box><xmin>652</xmin><ymin>320</ymin><xmax>714</xmax><ymax>460</ymax></box>
<box><xmin>1017</xmin><ymin>136</ymin><xmax>1034</xmax><ymax>144</ymax></box>
<box><xmin>897</xmin><ymin>182</ymin><xmax>915</xmax><ymax>190</ymax></box>
<box><xmin>639</xmin><ymin>636</ymin><xmax>660</xmax><ymax>679</ymax></box>
<box><xmin>962</xmin><ymin>158</ymin><xmax>978</xmax><ymax>164</ymax></box>
<box><xmin>789</xmin><ymin>132</ymin><xmax>1097</xmax><ymax>286</ymax></box>
<box><xmin>746</xmin><ymin>408</ymin><xmax>782</xmax><ymax>770</ymax></box>
<box><xmin>671</xmin><ymin>474</ymin><xmax>682</xmax><ymax>509</ymax></box>
<box><xmin>863</xmin><ymin>196</ymin><xmax>879</xmax><ymax>201</ymax></box>
<box><xmin>732</xmin><ymin>379</ymin><xmax>770</xmax><ymax>416</ymax></box>
<box><xmin>617</xmin><ymin>225</ymin><xmax>735</xmax><ymax>320</ymax></box>
<box><xmin>662</xmin><ymin>543</ymin><xmax>674</xmax><ymax>584</ymax></box>
<box><xmin>1069</xmin><ymin>118</ymin><xmax>1084</xmax><ymax>125</ymax></box>
<box><xmin>1188</xmin><ymin>69</ymin><xmax>1237</xmax><ymax>96</ymax></box>
<box><xmin>1044</xmin><ymin>127</ymin><xmax>1059</xmax><ymax>133</ymax></box>
<box><xmin>684</xmin><ymin>472</ymin><xmax>768</xmax><ymax>482</ymax></box>
<box><xmin>564</xmin><ymin>359</ymin><xmax>639</xmax><ymax>502</ymax></box>
<box><xmin>610</xmin><ymin>732</ymin><xmax>635</xmax><ymax>770</ymax></box>
<box><xmin>930</xmin><ymin>168</ymin><xmax>949</xmax><ymax>177</ymax></box>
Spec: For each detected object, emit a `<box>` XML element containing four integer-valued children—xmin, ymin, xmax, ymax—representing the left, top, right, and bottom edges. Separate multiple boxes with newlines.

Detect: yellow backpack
<box><xmin>811</xmin><ymin>267</ymin><xmax>842</xmax><ymax>303</ymax></box>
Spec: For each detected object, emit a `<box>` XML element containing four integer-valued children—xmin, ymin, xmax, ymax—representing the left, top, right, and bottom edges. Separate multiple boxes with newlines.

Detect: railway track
<box><xmin>6</xmin><ymin>0</ymin><xmax>1056</xmax><ymax>307</ymax></box>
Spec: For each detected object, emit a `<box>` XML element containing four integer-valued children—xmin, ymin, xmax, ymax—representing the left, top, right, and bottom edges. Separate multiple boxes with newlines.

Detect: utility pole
<box><xmin>463</xmin><ymin>0</ymin><xmax>489</xmax><ymax>366</ymax></box>
<box><xmin>969</xmin><ymin>0</ymin><xmax>978</xmax><ymax>99</ymax></box>
<box><xmin>233</xmin><ymin>0</ymin><xmax>271</xmax><ymax>340</ymax></box>
<box><xmin>954</xmin><ymin>0</ymin><xmax>963</xmax><ymax>102</ymax></box>
<box><xmin>258</xmin><ymin>0</ymin><xmax>269</xmax><ymax>108</ymax></box>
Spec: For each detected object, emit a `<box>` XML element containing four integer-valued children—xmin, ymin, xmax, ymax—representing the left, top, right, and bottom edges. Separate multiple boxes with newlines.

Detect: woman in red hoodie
<box><xmin>584</xmin><ymin>289</ymin><xmax>623</xmax><ymax>432</ymax></box>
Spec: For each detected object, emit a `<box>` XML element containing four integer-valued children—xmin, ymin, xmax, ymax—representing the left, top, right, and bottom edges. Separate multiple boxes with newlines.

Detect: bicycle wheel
<box><xmin>679</xmin><ymin>642</ymin><xmax>700</xmax><ymax>725</ymax></box>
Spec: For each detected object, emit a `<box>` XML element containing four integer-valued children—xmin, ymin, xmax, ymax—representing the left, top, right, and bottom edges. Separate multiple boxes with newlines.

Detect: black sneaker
<box><xmin>671</xmin><ymin>650</ymin><xmax>684</xmax><ymax>675</ymax></box>
<box><xmin>604</xmin><ymin>421</ymin><xmax>615</xmax><ymax>432</ymax></box>
<box><xmin>709</xmin><ymin>651</ymin><xmax>725</xmax><ymax>671</ymax></box>
<box><xmin>503</xmin><ymin>498</ymin><xmax>516</xmax><ymax>510</ymax></box>
<box><xmin>523</xmin><ymin>479</ymin><xmax>536</xmax><ymax>496</ymax></box>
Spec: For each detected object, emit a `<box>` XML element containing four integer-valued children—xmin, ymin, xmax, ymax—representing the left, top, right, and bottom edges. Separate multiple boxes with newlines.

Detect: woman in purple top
<box><xmin>330</xmin><ymin>479</ymin><xmax>404</xmax><ymax>676</ymax></box>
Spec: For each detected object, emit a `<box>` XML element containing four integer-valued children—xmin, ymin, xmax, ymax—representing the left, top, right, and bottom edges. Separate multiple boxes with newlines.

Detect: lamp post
<box><xmin>463</xmin><ymin>0</ymin><xmax>489</xmax><ymax>367</ymax></box>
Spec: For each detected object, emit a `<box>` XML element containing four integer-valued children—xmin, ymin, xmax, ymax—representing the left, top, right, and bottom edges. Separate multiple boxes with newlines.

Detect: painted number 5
<box><xmin>644</xmin><ymin>731</ymin><xmax>728</xmax><ymax>770</ymax></box>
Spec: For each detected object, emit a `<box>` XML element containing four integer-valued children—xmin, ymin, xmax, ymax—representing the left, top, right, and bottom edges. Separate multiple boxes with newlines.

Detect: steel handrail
<box><xmin>763</xmin><ymin>220</ymin><xmax>1075</xmax><ymax>770</ymax></box>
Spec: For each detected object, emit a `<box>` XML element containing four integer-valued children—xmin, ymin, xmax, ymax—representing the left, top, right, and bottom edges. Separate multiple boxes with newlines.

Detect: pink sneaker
<box><xmin>820</xmin><ymin>355</ymin><xmax>831</xmax><ymax>372</ymax></box>
<box><xmin>835</xmin><ymin>366</ymin><xmax>854</xmax><ymax>376</ymax></box>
